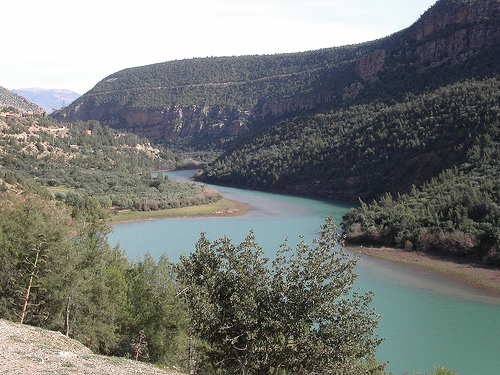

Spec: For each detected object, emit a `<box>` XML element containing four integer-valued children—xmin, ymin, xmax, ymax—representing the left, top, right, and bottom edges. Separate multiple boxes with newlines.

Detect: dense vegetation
<box><xmin>343</xmin><ymin>141</ymin><xmax>500</xmax><ymax>264</ymax></box>
<box><xmin>0</xmin><ymin>114</ymin><xmax>220</xmax><ymax>211</ymax></box>
<box><xmin>176</xmin><ymin>218</ymin><xmax>384</xmax><ymax>374</ymax></box>
<box><xmin>0</xmin><ymin>178</ymin><xmax>189</xmax><ymax>365</ymax></box>
<box><xmin>71</xmin><ymin>47</ymin><xmax>367</xmax><ymax>110</ymax></box>
<box><xmin>200</xmin><ymin>78</ymin><xmax>499</xmax><ymax>196</ymax></box>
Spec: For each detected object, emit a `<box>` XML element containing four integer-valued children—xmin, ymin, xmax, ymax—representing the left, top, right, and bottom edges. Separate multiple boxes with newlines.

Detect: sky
<box><xmin>2</xmin><ymin>0</ymin><xmax>437</xmax><ymax>95</ymax></box>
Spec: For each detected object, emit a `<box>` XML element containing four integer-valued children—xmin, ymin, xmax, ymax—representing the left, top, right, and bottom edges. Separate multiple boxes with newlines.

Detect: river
<box><xmin>108</xmin><ymin>170</ymin><xmax>500</xmax><ymax>375</ymax></box>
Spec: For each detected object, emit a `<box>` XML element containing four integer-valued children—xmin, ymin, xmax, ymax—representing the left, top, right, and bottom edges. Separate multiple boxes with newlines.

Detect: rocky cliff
<box><xmin>53</xmin><ymin>0</ymin><xmax>500</xmax><ymax>148</ymax></box>
<box><xmin>67</xmin><ymin>102</ymin><xmax>251</xmax><ymax>142</ymax></box>
<box><xmin>346</xmin><ymin>1</ymin><xmax>500</xmax><ymax>90</ymax></box>
<box><xmin>414</xmin><ymin>1</ymin><xmax>500</xmax><ymax>65</ymax></box>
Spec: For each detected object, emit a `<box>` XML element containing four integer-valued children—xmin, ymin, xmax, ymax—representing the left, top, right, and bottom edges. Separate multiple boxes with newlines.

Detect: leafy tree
<box><xmin>176</xmin><ymin>218</ymin><xmax>383</xmax><ymax>374</ymax></box>
<box><xmin>0</xmin><ymin>192</ymin><xmax>75</xmax><ymax>325</ymax></box>
<box><xmin>65</xmin><ymin>197</ymin><xmax>129</xmax><ymax>354</ymax></box>
<box><xmin>122</xmin><ymin>253</ymin><xmax>190</xmax><ymax>365</ymax></box>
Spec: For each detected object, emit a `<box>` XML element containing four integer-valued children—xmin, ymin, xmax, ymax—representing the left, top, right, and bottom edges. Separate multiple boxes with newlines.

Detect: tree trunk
<box><xmin>64</xmin><ymin>296</ymin><xmax>70</xmax><ymax>336</ymax></box>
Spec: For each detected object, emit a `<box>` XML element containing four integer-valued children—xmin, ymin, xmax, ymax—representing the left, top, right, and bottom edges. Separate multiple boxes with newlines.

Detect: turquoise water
<box><xmin>109</xmin><ymin>170</ymin><xmax>500</xmax><ymax>375</ymax></box>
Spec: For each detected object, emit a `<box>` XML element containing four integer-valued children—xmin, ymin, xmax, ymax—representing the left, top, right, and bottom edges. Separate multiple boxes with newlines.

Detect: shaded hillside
<box><xmin>0</xmin><ymin>86</ymin><xmax>46</xmax><ymax>114</ymax></box>
<box><xmin>198</xmin><ymin>78</ymin><xmax>500</xmax><ymax>201</ymax></box>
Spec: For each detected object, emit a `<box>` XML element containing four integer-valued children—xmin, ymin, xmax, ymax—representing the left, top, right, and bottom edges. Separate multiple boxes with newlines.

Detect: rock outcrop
<box><xmin>260</xmin><ymin>91</ymin><xmax>337</xmax><ymax>117</ymax></box>
<box><xmin>414</xmin><ymin>1</ymin><xmax>500</xmax><ymax>65</ymax></box>
<box><xmin>355</xmin><ymin>49</ymin><xmax>387</xmax><ymax>81</ymax></box>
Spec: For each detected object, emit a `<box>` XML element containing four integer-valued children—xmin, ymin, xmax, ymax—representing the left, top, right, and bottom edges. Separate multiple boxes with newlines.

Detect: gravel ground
<box><xmin>0</xmin><ymin>319</ymin><xmax>182</xmax><ymax>375</ymax></box>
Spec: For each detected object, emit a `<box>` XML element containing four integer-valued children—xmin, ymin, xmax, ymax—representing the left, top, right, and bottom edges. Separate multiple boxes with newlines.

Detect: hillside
<box><xmin>0</xmin><ymin>319</ymin><xmax>182</xmax><ymax>374</ymax></box>
<box><xmin>52</xmin><ymin>48</ymin><xmax>364</xmax><ymax>148</ymax></box>
<box><xmin>196</xmin><ymin>0</ymin><xmax>500</xmax><ymax>193</ymax></box>
<box><xmin>53</xmin><ymin>0</ymin><xmax>500</xmax><ymax>151</ymax></box>
<box><xmin>198</xmin><ymin>78</ymin><xmax>500</xmax><ymax>199</ymax></box>
<box><xmin>0</xmin><ymin>86</ymin><xmax>46</xmax><ymax>115</ymax></box>
<box><xmin>0</xmin><ymin>112</ymin><xmax>220</xmax><ymax>211</ymax></box>
<box><xmin>12</xmin><ymin>88</ymin><xmax>80</xmax><ymax>113</ymax></box>
<box><xmin>52</xmin><ymin>32</ymin><xmax>377</xmax><ymax>148</ymax></box>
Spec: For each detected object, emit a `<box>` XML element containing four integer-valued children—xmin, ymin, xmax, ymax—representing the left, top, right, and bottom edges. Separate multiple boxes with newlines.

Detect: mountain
<box><xmin>194</xmin><ymin>0</ymin><xmax>500</xmax><ymax>266</ymax></box>
<box><xmin>52</xmin><ymin>47</ymin><xmax>364</xmax><ymax>148</ymax></box>
<box><xmin>50</xmin><ymin>0</ymin><xmax>500</xmax><ymax>198</ymax></box>
<box><xmin>12</xmin><ymin>88</ymin><xmax>80</xmax><ymax>113</ymax></box>
<box><xmin>0</xmin><ymin>86</ymin><xmax>46</xmax><ymax>114</ymax></box>
<box><xmin>196</xmin><ymin>0</ymin><xmax>500</xmax><ymax>191</ymax></box>
<box><xmin>53</xmin><ymin>0</ymin><xmax>500</xmax><ymax>151</ymax></box>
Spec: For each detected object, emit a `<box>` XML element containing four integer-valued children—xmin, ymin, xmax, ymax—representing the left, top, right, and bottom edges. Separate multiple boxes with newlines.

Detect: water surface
<box><xmin>109</xmin><ymin>170</ymin><xmax>500</xmax><ymax>375</ymax></box>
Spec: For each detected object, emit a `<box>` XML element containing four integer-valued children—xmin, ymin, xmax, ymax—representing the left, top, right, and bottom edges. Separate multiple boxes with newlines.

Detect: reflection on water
<box><xmin>110</xmin><ymin>170</ymin><xmax>500</xmax><ymax>375</ymax></box>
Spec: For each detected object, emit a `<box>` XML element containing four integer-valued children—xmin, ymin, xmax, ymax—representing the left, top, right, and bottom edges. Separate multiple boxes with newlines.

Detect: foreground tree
<box><xmin>176</xmin><ymin>218</ymin><xmax>384</xmax><ymax>374</ymax></box>
<box><xmin>122</xmin><ymin>253</ymin><xmax>190</xmax><ymax>365</ymax></box>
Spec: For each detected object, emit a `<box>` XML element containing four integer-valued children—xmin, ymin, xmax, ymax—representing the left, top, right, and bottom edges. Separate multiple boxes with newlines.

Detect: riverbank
<box><xmin>349</xmin><ymin>245</ymin><xmax>500</xmax><ymax>295</ymax></box>
<box><xmin>108</xmin><ymin>198</ymin><xmax>250</xmax><ymax>224</ymax></box>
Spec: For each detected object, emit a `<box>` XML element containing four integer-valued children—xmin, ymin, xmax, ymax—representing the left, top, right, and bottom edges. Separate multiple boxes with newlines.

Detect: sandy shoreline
<box><xmin>348</xmin><ymin>244</ymin><xmax>500</xmax><ymax>296</ymax></box>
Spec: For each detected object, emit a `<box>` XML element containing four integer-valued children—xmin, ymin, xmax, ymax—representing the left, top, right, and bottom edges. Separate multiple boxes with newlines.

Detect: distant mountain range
<box><xmin>0</xmin><ymin>86</ymin><xmax>46</xmax><ymax>114</ymax></box>
<box><xmin>12</xmin><ymin>88</ymin><xmax>80</xmax><ymax>113</ymax></box>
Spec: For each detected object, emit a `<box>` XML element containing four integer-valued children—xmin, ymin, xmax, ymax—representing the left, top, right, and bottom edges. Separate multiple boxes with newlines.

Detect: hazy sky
<box><xmin>2</xmin><ymin>0</ymin><xmax>437</xmax><ymax>94</ymax></box>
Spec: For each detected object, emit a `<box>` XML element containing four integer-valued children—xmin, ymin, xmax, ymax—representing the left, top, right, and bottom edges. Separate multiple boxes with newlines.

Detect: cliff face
<box><xmin>112</xmin><ymin>105</ymin><xmax>249</xmax><ymax>141</ymax></box>
<box><xmin>414</xmin><ymin>1</ymin><xmax>500</xmax><ymax>65</ymax></box>
<box><xmin>54</xmin><ymin>0</ymin><xmax>500</xmax><ymax>147</ymax></box>
<box><xmin>342</xmin><ymin>1</ymin><xmax>500</xmax><ymax>99</ymax></box>
<box><xmin>415</xmin><ymin>1</ymin><xmax>500</xmax><ymax>41</ymax></box>
<box><xmin>355</xmin><ymin>49</ymin><xmax>387</xmax><ymax>81</ymax></box>
<box><xmin>259</xmin><ymin>91</ymin><xmax>337</xmax><ymax>117</ymax></box>
<box><xmin>56</xmin><ymin>87</ymin><xmax>348</xmax><ymax>145</ymax></box>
